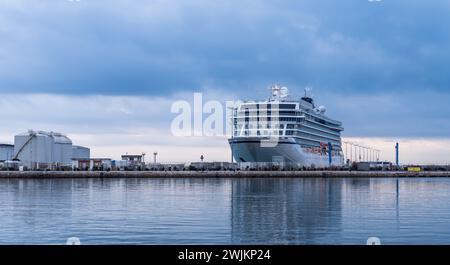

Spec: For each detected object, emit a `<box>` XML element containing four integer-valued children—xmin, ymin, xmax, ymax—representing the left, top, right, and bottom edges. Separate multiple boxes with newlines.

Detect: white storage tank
<box><xmin>14</xmin><ymin>130</ymin><xmax>55</xmax><ymax>168</ymax></box>
<box><xmin>72</xmin><ymin>145</ymin><xmax>90</xmax><ymax>159</ymax></box>
<box><xmin>0</xmin><ymin>144</ymin><xmax>14</xmax><ymax>161</ymax></box>
<box><xmin>52</xmin><ymin>132</ymin><xmax>73</xmax><ymax>165</ymax></box>
<box><xmin>13</xmin><ymin>130</ymin><xmax>74</xmax><ymax>169</ymax></box>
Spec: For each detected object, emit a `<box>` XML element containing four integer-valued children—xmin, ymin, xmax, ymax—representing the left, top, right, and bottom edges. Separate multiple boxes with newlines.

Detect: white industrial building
<box><xmin>0</xmin><ymin>144</ymin><xmax>14</xmax><ymax>161</ymax></box>
<box><xmin>13</xmin><ymin>130</ymin><xmax>90</xmax><ymax>169</ymax></box>
<box><xmin>72</xmin><ymin>158</ymin><xmax>112</xmax><ymax>171</ymax></box>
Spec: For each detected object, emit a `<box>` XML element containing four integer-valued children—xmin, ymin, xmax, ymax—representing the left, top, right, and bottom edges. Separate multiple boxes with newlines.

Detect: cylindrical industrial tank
<box><xmin>0</xmin><ymin>144</ymin><xmax>15</xmax><ymax>161</ymax></box>
<box><xmin>50</xmin><ymin>132</ymin><xmax>73</xmax><ymax>165</ymax></box>
<box><xmin>14</xmin><ymin>130</ymin><xmax>54</xmax><ymax>169</ymax></box>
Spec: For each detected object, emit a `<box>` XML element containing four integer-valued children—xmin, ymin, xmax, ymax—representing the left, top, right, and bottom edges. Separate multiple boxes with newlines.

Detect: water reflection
<box><xmin>1</xmin><ymin>177</ymin><xmax>450</xmax><ymax>244</ymax></box>
<box><xmin>231</xmin><ymin>178</ymin><xmax>343</xmax><ymax>244</ymax></box>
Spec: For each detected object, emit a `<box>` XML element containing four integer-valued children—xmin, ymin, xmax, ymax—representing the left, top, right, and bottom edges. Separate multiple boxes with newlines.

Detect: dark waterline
<box><xmin>1</xmin><ymin>177</ymin><xmax>450</xmax><ymax>245</ymax></box>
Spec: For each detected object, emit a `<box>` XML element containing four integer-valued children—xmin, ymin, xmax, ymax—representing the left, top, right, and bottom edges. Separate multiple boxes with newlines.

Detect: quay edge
<box><xmin>0</xmin><ymin>171</ymin><xmax>450</xmax><ymax>179</ymax></box>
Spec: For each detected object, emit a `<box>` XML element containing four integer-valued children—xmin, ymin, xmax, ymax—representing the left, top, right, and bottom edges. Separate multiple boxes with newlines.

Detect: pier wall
<box><xmin>0</xmin><ymin>171</ymin><xmax>449</xmax><ymax>179</ymax></box>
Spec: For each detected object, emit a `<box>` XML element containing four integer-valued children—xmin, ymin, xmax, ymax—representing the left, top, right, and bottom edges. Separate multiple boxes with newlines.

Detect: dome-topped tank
<box><xmin>48</xmin><ymin>132</ymin><xmax>73</xmax><ymax>165</ymax></box>
<box><xmin>14</xmin><ymin>130</ymin><xmax>74</xmax><ymax>168</ymax></box>
<box><xmin>45</xmin><ymin>131</ymin><xmax>72</xmax><ymax>144</ymax></box>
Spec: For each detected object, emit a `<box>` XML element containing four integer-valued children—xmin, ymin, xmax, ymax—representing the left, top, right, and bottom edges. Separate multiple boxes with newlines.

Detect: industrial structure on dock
<box><xmin>0</xmin><ymin>144</ymin><xmax>14</xmax><ymax>161</ymax></box>
<box><xmin>0</xmin><ymin>129</ymin><xmax>432</xmax><ymax>172</ymax></box>
<box><xmin>0</xmin><ymin>130</ymin><xmax>90</xmax><ymax>170</ymax></box>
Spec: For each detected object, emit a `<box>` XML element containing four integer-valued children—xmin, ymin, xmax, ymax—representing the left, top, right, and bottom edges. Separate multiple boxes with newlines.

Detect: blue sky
<box><xmin>1</xmin><ymin>0</ymin><xmax>449</xmax><ymax>163</ymax></box>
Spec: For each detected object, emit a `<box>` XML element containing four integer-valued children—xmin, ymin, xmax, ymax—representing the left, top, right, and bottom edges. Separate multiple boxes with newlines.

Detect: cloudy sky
<box><xmin>1</xmin><ymin>0</ymin><xmax>449</xmax><ymax>164</ymax></box>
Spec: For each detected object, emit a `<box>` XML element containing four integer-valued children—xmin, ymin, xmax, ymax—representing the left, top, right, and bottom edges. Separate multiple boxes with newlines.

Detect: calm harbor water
<box><xmin>1</xmin><ymin>177</ymin><xmax>450</xmax><ymax>245</ymax></box>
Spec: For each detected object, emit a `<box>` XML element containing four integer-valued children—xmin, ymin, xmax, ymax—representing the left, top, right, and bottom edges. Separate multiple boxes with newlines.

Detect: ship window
<box><xmin>280</xmin><ymin>104</ymin><xmax>295</xmax><ymax>109</ymax></box>
<box><xmin>280</xmin><ymin>111</ymin><xmax>295</xmax><ymax>116</ymax></box>
<box><xmin>316</xmin><ymin>118</ymin><xmax>326</xmax><ymax>124</ymax></box>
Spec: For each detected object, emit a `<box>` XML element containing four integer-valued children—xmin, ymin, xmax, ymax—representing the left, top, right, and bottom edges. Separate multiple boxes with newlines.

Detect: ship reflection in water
<box><xmin>1</xmin><ymin>177</ymin><xmax>450</xmax><ymax>244</ymax></box>
<box><xmin>231</xmin><ymin>178</ymin><xmax>343</xmax><ymax>244</ymax></box>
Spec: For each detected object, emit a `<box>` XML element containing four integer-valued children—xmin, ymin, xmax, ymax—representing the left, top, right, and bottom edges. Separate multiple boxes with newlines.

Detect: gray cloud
<box><xmin>1</xmin><ymin>0</ymin><xmax>450</xmax><ymax>95</ymax></box>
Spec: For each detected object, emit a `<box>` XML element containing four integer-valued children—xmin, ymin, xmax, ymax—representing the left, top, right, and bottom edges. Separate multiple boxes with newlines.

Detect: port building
<box><xmin>72</xmin><ymin>158</ymin><xmax>111</xmax><ymax>171</ymax></box>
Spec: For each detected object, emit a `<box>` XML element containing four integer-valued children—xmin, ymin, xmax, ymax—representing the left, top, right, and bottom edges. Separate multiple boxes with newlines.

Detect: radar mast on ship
<box><xmin>269</xmin><ymin>84</ymin><xmax>289</xmax><ymax>101</ymax></box>
<box><xmin>301</xmin><ymin>87</ymin><xmax>315</xmax><ymax>107</ymax></box>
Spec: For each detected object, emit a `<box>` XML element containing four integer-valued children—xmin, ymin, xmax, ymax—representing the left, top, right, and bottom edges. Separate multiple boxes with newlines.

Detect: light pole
<box><xmin>395</xmin><ymin>143</ymin><xmax>399</xmax><ymax>166</ymax></box>
<box><xmin>231</xmin><ymin>108</ymin><xmax>236</xmax><ymax>164</ymax></box>
<box><xmin>357</xmin><ymin>145</ymin><xmax>362</xmax><ymax>162</ymax></box>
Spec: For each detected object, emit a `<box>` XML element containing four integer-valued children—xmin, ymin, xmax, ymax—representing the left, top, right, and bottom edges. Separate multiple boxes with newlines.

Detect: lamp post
<box><xmin>358</xmin><ymin>145</ymin><xmax>362</xmax><ymax>162</ymax></box>
<box><xmin>395</xmin><ymin>143</ymin><xmax>399</xmax><ymax>166</ymax></box>
<box><xmin>231</xmin><ymin>108</ymin><xmax>235</xmax><ymax>164</ymax></box>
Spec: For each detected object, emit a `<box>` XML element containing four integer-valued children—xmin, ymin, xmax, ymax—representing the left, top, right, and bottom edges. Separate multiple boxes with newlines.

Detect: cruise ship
<box><xmin>228</xmin><ymin>85</ymin><xmax>344</xmax><ymax>168</ymax></box>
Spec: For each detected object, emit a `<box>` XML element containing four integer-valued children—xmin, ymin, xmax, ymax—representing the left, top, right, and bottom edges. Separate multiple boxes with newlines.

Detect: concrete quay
<box><xmin>0</xmin><ymin>170</ymin><xmax>449</xmax><ymax>179</ymax></box>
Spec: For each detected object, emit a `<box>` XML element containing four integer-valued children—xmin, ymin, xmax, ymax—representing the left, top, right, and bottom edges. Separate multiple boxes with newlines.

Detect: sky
<box><xmin>1</xmin><ymin>0</ymin><xmax>450</xmax><ymax>164</ymax></box>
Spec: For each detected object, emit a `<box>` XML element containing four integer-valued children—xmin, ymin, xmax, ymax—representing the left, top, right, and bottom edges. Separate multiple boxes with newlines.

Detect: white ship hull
<box><xmin>229</xmin><ymin>137</ymin><xmax>344</xmax><ymax>168</ymax></box>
